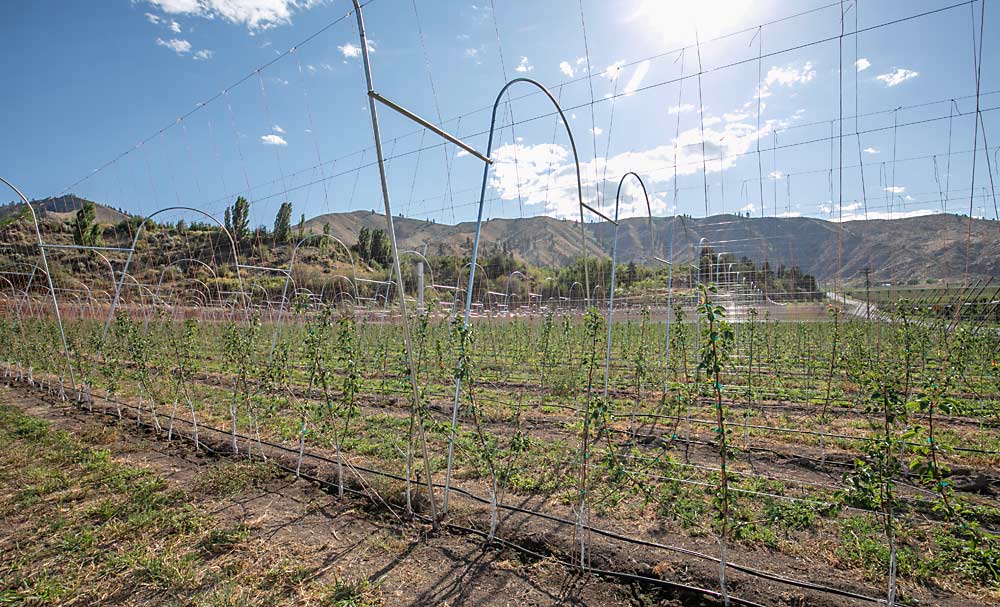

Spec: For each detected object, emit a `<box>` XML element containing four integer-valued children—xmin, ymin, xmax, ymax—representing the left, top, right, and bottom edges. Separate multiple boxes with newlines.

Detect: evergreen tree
<box><xmin>224</xmin><ymin>207</ymin><xmax>232</xmax><ymax>234</ymax></box>
<box><xmin>358</xmin><ymin>226</ymin><xmax>372</xmax><ymax>262</ymax></box>
<box><xmin>231</xmin><ymin>196</ymin><xmax>250</xmax><ymax>246</ymax></box>
<box><xmin>273</xmin><ymin>201</ymin><xmax>293</xmax><ymax>243</ymax></box>
<box><xmin>370</xmin><ymin>228</ymin><xmax>390</xmax><ymax>266</ymax></box>
<box><xmin>297</xmin><ymin>213</ymin><xmax>306</xmax><ymax>241</ymax></box>
<box><xmin>72</xmin><ymin>201</ymin><xmax>102</xmax><ymax>246</ymax></box>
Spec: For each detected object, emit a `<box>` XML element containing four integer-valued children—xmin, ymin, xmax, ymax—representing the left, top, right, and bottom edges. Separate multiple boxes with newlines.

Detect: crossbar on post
<box><xmin>369</xmin><ymin>91</ymin><xmax>492</xmax><ymax>164</ymax></box>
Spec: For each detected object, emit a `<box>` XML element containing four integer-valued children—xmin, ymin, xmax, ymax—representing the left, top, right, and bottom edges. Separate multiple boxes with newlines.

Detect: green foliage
<box><xmin>230</xmin><ymin>196</ymin><xmax>250</xmax><ymax>245</ymax></box>
<box><xmin>72</xmin><ymin>200</ymin><xmax>102</xmax><ymax>246</ymax></box>
<box><xmin>357</xmin><ymin>226</ymin><xmax>391</xmax><ymax>267</ymax></box>
<box><xmin>273</xmin><ymin>201</ymin><xmax>293</xmax><ymax>243</ymax></box>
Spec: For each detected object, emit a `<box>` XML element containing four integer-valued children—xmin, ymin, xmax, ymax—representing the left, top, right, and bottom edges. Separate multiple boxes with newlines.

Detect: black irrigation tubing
<box><xmin>68</xmin><ymin>385</ymin><xmax>765</xmax><ymax>607</ymax></box>
<box><xmin>623</xmin><ymin>410</ymin><xmax>1000</xmax><ymax>456</ymax></box>
<box><xmin>423</xmin><ymin>517</ymin><xmax>769</xmax><ymax>607</ymax></box>
<box><xmin>12</xmin><ymin>377</ymin><xmax>889</xmax><ymax>605</ymax></box>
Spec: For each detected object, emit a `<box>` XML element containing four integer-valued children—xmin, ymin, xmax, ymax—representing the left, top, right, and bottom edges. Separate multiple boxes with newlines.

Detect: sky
<box><xmin>2</xmin><ymin>0</ymin><xmax>998</xmax><ymax>239</ymax></box>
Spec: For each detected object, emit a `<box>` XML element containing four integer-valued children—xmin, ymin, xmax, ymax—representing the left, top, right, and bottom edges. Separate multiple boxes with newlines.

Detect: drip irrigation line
<box><xmin>14</xmin><ymin>378</ymin><xmax>886</xmax><ymax>604</ymax></box>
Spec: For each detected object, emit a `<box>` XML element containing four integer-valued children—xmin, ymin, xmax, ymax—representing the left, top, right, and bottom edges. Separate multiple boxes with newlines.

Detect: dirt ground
<box><xmin>0</xmin><ymin>383</ymin><xmax>717</xmax><ymax>607</ymax></box>
<box><xmin>2</xmin><ymin>379</ymin><xmax>991</xmax><ymax>607</ymax></box>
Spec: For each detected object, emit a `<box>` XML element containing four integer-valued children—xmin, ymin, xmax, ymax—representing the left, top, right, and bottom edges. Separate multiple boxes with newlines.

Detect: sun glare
<box><xmin>630</xmin><ymin>0</ymin><xmax>754</xmax><ymax>47</ymax></box>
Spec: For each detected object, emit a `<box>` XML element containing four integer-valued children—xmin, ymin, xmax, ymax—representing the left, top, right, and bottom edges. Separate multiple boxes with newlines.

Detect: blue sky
<box><xmin>2</xmin><ymin>0</ymin><xmax>997</xmax><ymax>233</ymax></box>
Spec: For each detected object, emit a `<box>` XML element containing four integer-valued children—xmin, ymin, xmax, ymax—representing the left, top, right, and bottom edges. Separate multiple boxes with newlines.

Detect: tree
<box><xmin>72</xmin><ymin>201</ymin><xmax>102</xmax><ymax>246</ymax></box>
<box><xmin>357</xmin><ymin>226</ymin><xmax>391</xmax><ymax>267</ymax></box>
<box><xmin>273</xmin><ymin>201</ymin><xmax>293</xmax><ymax>244</ymax></box>
<box><xmin>624</xmin><ymin>261</ymin><xmax>638</xmax><ymax>287</ymax></box>
<box><xmin>231</xmin><ymin>196</ymin><xmax>250</xmax><ymax>246</ymax></box>
<box><xmin>322</xmin><ymin>222</ymin><xmax>330</xmax><ymax>235</ymax></box>
<box><xmin>369</xmin><ymin>228</ymin><xmax>390</xmax><ymax>266</ymax></box>
<box><xmin>297</xmin><ymin>213</ymin><xmax>306</xmax><ymax>241</ymax></box>
<box><xmin>358</xmin><ymin>226</ymin><xmax>372</xmax><ymax>262</ymax></box>
<box><xmin>224</xmin><ymin>207</ymin><xmax>232</xmax><ymax>234</ymax></box>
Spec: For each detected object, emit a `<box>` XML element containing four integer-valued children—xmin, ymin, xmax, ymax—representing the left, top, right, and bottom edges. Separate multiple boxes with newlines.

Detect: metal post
<box><xmin>417</xmin><ymin>261</ymin><xmax>424</xmax><ymax>314</ymax></box>
<box><xmin>351</xmin><ymin>0</ymin><xmax>439</xmax><ymax>526</ymax></box>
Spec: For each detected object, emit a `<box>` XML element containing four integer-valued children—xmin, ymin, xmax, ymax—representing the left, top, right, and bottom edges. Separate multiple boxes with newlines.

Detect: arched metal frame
<box><xmin>0</xmin><ymin>177</ymin><xmax>76</xmax><ymax>390</ymax></box>
<box><xmin>443</xmin><ymin>78</ymin><xmax>589</xmax><ymax>525</ymax></box>
<box><xmin>90</xmin><ymin>207</ymin><xmax>249</xmax><ymax>401</ymax></box>
<box><xmin>279</xmin><ymin>232</ymin><xmax>359</xmax><ymax>317</ymax></box>
<box><xmin>400</xmin><ymin>249</ymin><xmax>436</xmax><ymax>312</ymax></box>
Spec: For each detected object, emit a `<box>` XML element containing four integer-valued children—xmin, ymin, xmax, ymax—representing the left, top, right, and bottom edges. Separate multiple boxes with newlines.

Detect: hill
<box><xmin>306</xmin><ymin>211</ymin><xmax>999</xmax><ymax>285</ymax></box>
<box><xmin>0</xmin><ymin>195</ymin><xmax>127</xmax><ymax>225</ymax></box>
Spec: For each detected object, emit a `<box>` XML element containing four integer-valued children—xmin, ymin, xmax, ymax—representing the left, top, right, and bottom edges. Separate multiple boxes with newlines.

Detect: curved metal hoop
<box><xmin>444</xmin><ymin>77</ymin><xmax>587</xmax><ymax>539</ymax></box>
<box><xmin>0</xmin><ymin>177</ymin><xmax>76</xmax><ymax>389</ymax></box>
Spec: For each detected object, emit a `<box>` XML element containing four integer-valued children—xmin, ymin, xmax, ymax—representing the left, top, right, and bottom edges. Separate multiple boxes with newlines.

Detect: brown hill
<box><xmin>306</xmin><ymin>211</ymin><xmax>999</xmax><ymax>285</ymax></box>
<box><xmin>0</xmin><ymin>195</ymin><xmax>127</xmax><ymax>225</ymax></box>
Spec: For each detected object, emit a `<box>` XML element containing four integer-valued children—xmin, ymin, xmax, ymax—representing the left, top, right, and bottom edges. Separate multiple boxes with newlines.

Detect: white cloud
<box><xmin>855</xmin><ymin>58</ymin><xmax>871</xmax><ymax>72</ymax></box>
<box><xmin>669</xmin><ymin>103</ymin><xmax>695</xmax><ymax>114</ymax></box>
<box><xmin>488</xmin><ymin>112</ymin><xmax>784</xmax><ymax>219</ymax></box>
<box><xmin>769</xmin><ymin>170</ymin><xmax>783</xmax><ymax>180</ymax></box>
<box><xmin>766</xmin><ymin>61</ymin><xmax>816</xmax><ymax>86</ymax></box>
<box><xmin>169</xmin><ymin>20</ymin><xmax>182</xmax><ymax>33</ymax></box>
<box><xmin>559</xmin><ymin>60</ymin><xmax>575</xmax><ymax>78</ymax></box>
<box><xmin>623</xmin><ymin>60</ymin><xmax>650</xmax><ymax>96</ymax></box>
<box><xmin>193</xmin><ymin>49</ymin><xmax>214</xmax><ymax>60</ymax></box>
<box><xmin>884</xmin><ymin>186</ymin><xmax>905</xmax><ymax>194</ymax></box>
<box><xmin>156</xmin><ymin>37</ymin><xmax>191</xmax><ymax>54</ymax></box>
<box><xmin>739</xmin><ymin>203</ymin><xmax>756</xmax><ymax>214</ymax></box>
<box><xmin>723</xmin><ymin>110</ymin><xmax>750</xmax><ymax>122</ymax></box>
<box><xmin>338</xmin><ymin>42</ymin><xmax>361</xmax><ymax>58</ymax></box>
<box><xmin>777</xmin><ymin>211</ymin><xmax>801</xmax><ymax>218</ymax></box>
<box><xmin>876</xmin><ymin>68</ymin><xmax>919</xmax><ymax>87</ymax></box>
<box><xmin>261</xmin><ymin>134</ymin><xmax>287</xmax><ymax>146</ymax></box>
<box><xmin>145</xmin><ymin>12</ymin><xmax>161</xmax><ymax>24</ymax></box>
<box><xmin>515</xmin><ymin>56</ymin><xmax>533</xmax><ymax>73</ymax></box>
<box><xmin>145</xmin><ymin>0</ymin><xmax>320</xmax><ymax>31</ymax></box>
<box><xmin>863</xmin><ymin>146</ymin><xmax>879</xmax><ymax>154</ymax></box>
<box><xmin>589</xmin><ymin>127</ymin><xmax>604</xmax><ymax>136</ymax></box>
<box><xmin>464</xmin><ymin>47</ymin><xmax>482</xmax><ymax>64</ymax></box>
<box><xmin>269</xmin><ymin>125</ymin><xmax>284</xmax><ymax>134</ymax></box>
<box><xmin>456</xmin><ymin>149</ymin><xmax>471</xmax><ymax>158</ymax></box>
<box><xmin>756</xmin><ymin>61</ymin><xmax>816</xmax><ymax>99</ymax></box>
<box><xmin>603</xmin><ymin>60</ymin><xmax>626</xmax><ymax>80</ymax></box>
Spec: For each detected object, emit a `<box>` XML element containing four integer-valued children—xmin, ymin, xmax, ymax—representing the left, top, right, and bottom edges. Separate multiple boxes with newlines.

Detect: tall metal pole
<box><xmin>351</xmin><ymin>0</ymin><xmax>438</xmax><ymax>526</ymax></box>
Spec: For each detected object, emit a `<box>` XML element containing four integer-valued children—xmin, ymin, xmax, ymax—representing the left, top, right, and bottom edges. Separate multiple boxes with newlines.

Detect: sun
<box><xmin>629</xmin><ymin>0</ymin><xmax>755</xmax><ymax>48</ymax></box>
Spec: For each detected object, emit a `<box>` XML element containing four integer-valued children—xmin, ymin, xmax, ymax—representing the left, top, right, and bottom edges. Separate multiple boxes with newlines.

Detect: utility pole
<box><xmin>862</xmin><ymin>267</ymin><xmax>872</xmax><ymax>320</ymax></box>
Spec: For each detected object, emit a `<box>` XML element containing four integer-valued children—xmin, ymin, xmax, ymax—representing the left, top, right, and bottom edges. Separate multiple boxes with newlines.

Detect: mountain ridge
<box><xmin>5</xmin><ymin>197</ymin><xmax>997</xmax><ymax>284</ymax></box>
